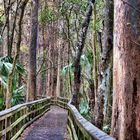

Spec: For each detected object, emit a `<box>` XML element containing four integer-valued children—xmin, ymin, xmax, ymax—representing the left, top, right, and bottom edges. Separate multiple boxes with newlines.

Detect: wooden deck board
<box><xmin>19</xmin><ymin>106</ymin><xmax>69</xmax><ymax>140</ymax></box>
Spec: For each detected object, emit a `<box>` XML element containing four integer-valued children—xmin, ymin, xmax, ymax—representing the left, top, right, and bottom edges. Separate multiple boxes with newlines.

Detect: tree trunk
<box><xmin>95</xmin><ymin>0</ymin><xmax>113</xmax><ymax>130</ymax></box>
<box><xmin>41</xmin><ymin>27</ymin><xmax>47</xmax><ymax>96</ymax></box>
<box><xmin>56</xmin><ymin>39</ymin><xmax>61</xmax><ymax>97</ymax></box>
<box><xmin>0</xmin><ymin>44</ymin><xmax>3</xmax><ymax>57</ymax></box>
<box><xmin>52</xmin><ymin>23</ymin><xmax>58</xmax><ymax>97</ymax></box>
<box><xmin>3</xmin><ymin>0</ymin><xmax>11</xmax><ymax>56</ymax></box>
<box><xmin>0</xmin><ymin>20</ymin><xmax>4</xmax><ymax>57</ymax></box>
<box><xmin>91</xmin><ymin>4</ymin><xmax>98</xmax><ymax>124</ymax></box>
<box><xmin>111</xmin><ymin>0</ymin><xmax>140</xmax><ymax>139</ymax></box>
<box><xmin>46</xmin><ymin>44</ymin><xmax>52</xmax><ymax>96</ymax></box>
<box><xmin>27</xmin><ymin>0</ymin><xmax>39</xmax><ymax>101</ymax></box>
<box><xmin>6</xmin><ymin>0</ymin><xmax>28</xmax><ymax>108</ymax></box>
<box><xmin>71</xmin><ymin>0</ymin><xmax>95</xmax><ymax>109</ymax></box>
<box><xmin>92</xmin><ymin>4</ymin><xmax>98</xmax><ymax>99</ymax></box>
<box><xmin>88</xmin><ymin>79</ymin><xmax>95</xmax><ymax>123</ymax></box>
<box><xmin>46</xmin><ymin>24</ymin><xmax>54</xmax><ymax>97</ymax></box>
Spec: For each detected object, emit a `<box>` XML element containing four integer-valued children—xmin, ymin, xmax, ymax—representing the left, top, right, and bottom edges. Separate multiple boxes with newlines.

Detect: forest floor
<box><xmin>18</xmin><ymin>106</ymin><xmax>70</xmax><ymax>140</ymax></box>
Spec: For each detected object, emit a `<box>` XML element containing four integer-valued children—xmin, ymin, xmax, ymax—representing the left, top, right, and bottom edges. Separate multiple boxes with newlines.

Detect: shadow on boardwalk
<box><xmin>19</xmin><ymin>106</ymin><xmax>69</xmax><ymax>140</ymax></box>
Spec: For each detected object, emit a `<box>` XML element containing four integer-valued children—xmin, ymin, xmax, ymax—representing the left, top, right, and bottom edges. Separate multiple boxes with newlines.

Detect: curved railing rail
<box><xmin>53</xmin><ymin>97</ymin><xmax>115</xmax><ymax>140</ymax></box>
<box><xmin>0</xmin><ymin>97</ymin><xmax>115</xmax><ymax>140</ymax></box>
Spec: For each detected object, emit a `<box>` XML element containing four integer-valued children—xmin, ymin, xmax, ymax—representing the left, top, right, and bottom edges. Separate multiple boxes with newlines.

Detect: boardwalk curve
<box><xmin>19</xmin><ymin>106</ymin><xmax>68</xmax><ymax>140</ymax></box>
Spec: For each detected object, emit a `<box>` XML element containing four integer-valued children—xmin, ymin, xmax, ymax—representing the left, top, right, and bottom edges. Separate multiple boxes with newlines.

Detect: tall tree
<box><xmin>6</xmin><ymin>0</ymin><xmax>28</xmax><ymax>108</ymax></box>
<box><xmin>27</xmin><ymin>0</ymin><xmax>39</xmax><ymax>101</ymax></box>
<box><xmin>95</xmin><ymin>0</ymin><xmax>113</xmax><ymax>130</ymax></box>
<box><xmin>71</xmin><ymin>0</ymin><xmax>95</xmax><ymax>109</ymax></box>
<box><xmin>111</xmin><ymin>0</ymin><xmax>140</xmax><ymax>139</ymax></box>
<box><xmin>3</xmin><ymin>0</ymin><xmax>23</xmax><ymax>56</ymax></box>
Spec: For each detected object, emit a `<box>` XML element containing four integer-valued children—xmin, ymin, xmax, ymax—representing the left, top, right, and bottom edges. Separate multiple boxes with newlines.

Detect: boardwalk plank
<box><xmin>19</xmin><ymin>106</ymin><xmax>68</xmax><ymax>140</ymax></box>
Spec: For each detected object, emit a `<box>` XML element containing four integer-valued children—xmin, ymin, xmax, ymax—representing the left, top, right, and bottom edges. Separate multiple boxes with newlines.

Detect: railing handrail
<box><xmin>0</xmin><ymin>97</ymin><xmax>51</xmax><ymax>140</ymax></box>
<box><xmin>0</xmin><ymin>97</ymin><xmax>51</xmax><ymax>117</ymax></box>
<box><xmin>53</xmin><ymin>97</ymin><xmax>115</xmax><ymax>140</ymax></box>
<box><xmin>67</xmin><ymin>102</ymin><xmax>115</xmax><ymax>140</ymax></box>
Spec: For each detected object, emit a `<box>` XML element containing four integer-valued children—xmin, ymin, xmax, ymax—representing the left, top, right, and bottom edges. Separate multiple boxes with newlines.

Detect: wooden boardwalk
<box><xmin>0</xmin><ymin>97</ymin><xmax>115</xmax><ymax>140</ymax></box>
<box><xmin>19</xmin><ymin>106</ymin><xmax>69</xmax><ymax>140</ymax></box>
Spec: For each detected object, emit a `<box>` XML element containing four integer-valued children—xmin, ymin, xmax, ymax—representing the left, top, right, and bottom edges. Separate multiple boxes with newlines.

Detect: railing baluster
<box><xmin>0</xmin><ymin>98</ymin><xmax>51</xmax><ymax>140</ymax></box>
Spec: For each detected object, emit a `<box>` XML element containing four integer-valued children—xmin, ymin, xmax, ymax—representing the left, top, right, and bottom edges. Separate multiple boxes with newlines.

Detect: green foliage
<box><xmin>12</xmin><ymin>85</ymin><xmax>25</xmax><ymax>106</ymax></box>
<box><xmin>59</xmin><ymin>0</ymin><xmax>88</xmax><ymax>43</ymax></box>
<box><xmin>61</xmin><ymin>54</ymin><xmax>92</xmax><ymax>120</ymax></box>
<box><xmin>91</xmin><ymin>0</ymin><xmax>104</xmax><ymax>31</ymax></box>
<box><xmin>0</xmin><ymin>35</ymin><xmax>3</xmax><ymax>45</ymax></box>
<box><xmin>0</xmin><ymin>12</ymin><xmax>5</xmax><ymax>27</ymax></box>
<box><xmin>61</xmin><ymin>63</ymin><xmax>74</xmax><ymax>77</ymax></box>
<box><xmin>81</xmin><ymin>54</ymin><xmax>91</xmax><ymax>78</ymax></box>
<box><xmin>0</xmin><ymin>56</ymin><xmax>13</xmax><ymax>88</ymax></box>
<box><xmin>0</xmin><ymin>97</ymin><xmax>4</xmax><ymax>110</ymax></box>
<box><xmin>79</xmin><ymin>94</ymin><xmax>91</xmax><ymax>121</ymax></box>
<box><xmin>39</xmin><ymin>7</ymin><xmax>57</xmax><ymax>24</ymax></box>
<box><xmin>61</xmin><ymin>54</ymin><xmax>91</xmax><ymax>78</ymax></box>
<box><xmin>79</xmin><ymin>98</ymin><xmax>89</xmax><ymax>115</ymax></box>
<box><xmin>0</xmin><ymin>56</ymin><xmax>26</xmax><ymax>87</ymax></box>
<box><xmin>86</xmin><ymin>48</ymin><xmax>93</xmax><ymax>65</ymax></box>
<box><xmin>0</xmin><ymin>56</ymin><xmax>26</xmax><ymax>110</ymax></box>
<box><xmin>60</xmin><ymin>0</ymin><xmax>87</xmax><ymax>15</ymax></box>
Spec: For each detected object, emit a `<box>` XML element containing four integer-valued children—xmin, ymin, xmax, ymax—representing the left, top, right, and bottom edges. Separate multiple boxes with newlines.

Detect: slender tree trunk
<box><xmin>65</xmin><ymin>15</ymin><xmax>73</xmax><ymax>95</ymax></box>
<box><xmin>56</xmin><ymin>39</ymin><xmax>61</xmax><ymax>97</ymax></box>
<box><xmin>3</xmin><ymin>0</ymin><xmax>11</xmax><ymax>56</ymax></box>
<box><xmin>0</xmin><ymin>14</ymin><xmax>4</xmax><ymax>57</ymax></box>
<box><xmin>6</xmin><ymin>0</ymin><xmax>28</xmax><ymax>108</ymax></box>
<box><xmin>111</xmin><ymin>0</ymin><xmax>140</xmax><ymax>139</ymax></box>
<box><xmin>46</xmin><ymin>44</ymin><xmax>52</xmax><ymax>96</ymax></box>
<box><xmin>41</xmin><ymin>27</ymin><xmax>47</xmax><ymax>96</ymax></box>
<box><xmin>93</xmin><ymin>4</ymin><xmax>98</xmax><ymax>98</ymax></box>
<box><xmin>46</xmin><ymin>24</ymin><xmax>53</xmax><ymax>97</ymax></box>
<box><xmin>88</xmin><ymin>79</ymin><xmax>95</xmax><ymax>123</ymax></box>
<box><xmin>3</xmin><ymin>0</ymin><xmax>21</xmax><ymax>56</ymax></box>
<box><xmin>60</xmin><ymin>43</ymin><xmax>65</xmax><ymax>96</ymax></box>
<box><xmin>95</xmin><ymin>0</ymin><xmax>113</xmax><ymax>130</ymax></box>
<box><xmin>37</xmin><ymin>38</ymin><xmax>42</xmax><ymax>97</ymax></box>
<box><xmin>71</xmin><ymin>0</ymin><xmax>95</xmax><ymax>109</ymax></box>
<box><xmin>50</xmin><ymin>25</ymin><xmax>55</xmax><ymax>97</ymax></box>
<box><xmin>0</xmin><ymin>44</ymin><xmax>3</xmax><ymax>57</ymax></box>
<box><xmin>27</xmin><ymin>0</ymin><xmax>39</xmax><ymax>101</ymax></box>
<box><xmin>91</xmin><ymin>4</ymin><xmax>97</xmax><ymax>124</ymax></box>
<box><xmin>51</xmin><ymin>23</ymin><xmax>58</xmax><ymax>97</ymax></box>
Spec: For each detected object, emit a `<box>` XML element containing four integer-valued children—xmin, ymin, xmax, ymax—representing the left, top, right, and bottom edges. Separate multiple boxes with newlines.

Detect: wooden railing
<box><xmin>0</xmin><ymin>97</ymin><xmax>115</xmax><ymax>140</ymax></box>
<box><xmin>53</xmin><ymin>97</ymin><xmax>115</xmax><ymax>140</ymax></box>
<box><xmin>0</xmin><ymin>98</ymin><xmax>51</xmax><ymax>140</ymax></box>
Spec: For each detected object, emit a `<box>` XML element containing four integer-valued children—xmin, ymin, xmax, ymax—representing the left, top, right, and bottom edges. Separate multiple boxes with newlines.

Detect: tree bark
<box><xmin>95</xmin><ymin>0</ymin><xmax>113</xmax><ymax>130</ymax></box>
<box><xmin>6</xmin><ymin>0</ymin><xmax>28</xmax><ymax>108</ymax></box>
<box><xmin>71</xmin><ymin>0</ymin><xmax>95</xmax><ymax>109</ymax></box>
<box><xmin>27</xmin><ymin>0</ymin><xmax>39</xmax><ymax>101</ymax></box>
<box><xmin>111</xmin><ymin>0</ymin><xmax>140</xmax><ymax>139</ymax></box>
<box><xmin>56</xmin><ymin>38</ymin><xmax>61</xmax><ymax>97</ymax></box>
<box><xmin>92</xmin><ymin>4</ymin><xmax>98</xmax><ymax>99</ymax></box>
<box><xmin>46</xmin><ymin>23</ymin><xmax>54</xmax><ymax>97</ymax></box>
